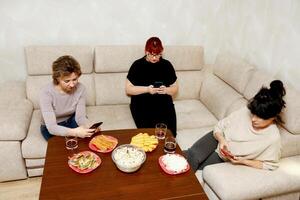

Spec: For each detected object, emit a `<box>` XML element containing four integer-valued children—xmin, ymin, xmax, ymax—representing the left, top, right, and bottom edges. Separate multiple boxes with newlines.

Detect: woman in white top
<box><xmin>184</xmin><ymin>80</ymin><xmax>286</xmax><ymax>171</ymax></box>
<box><xmin>39</xmin><ymin>55</ymin><xmax>96</xmax><ymax>140</ymax></box>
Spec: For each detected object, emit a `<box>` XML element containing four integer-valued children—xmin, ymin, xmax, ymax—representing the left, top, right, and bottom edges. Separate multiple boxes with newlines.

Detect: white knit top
<box><xmin>214</xmin><ymin>107</ymin><xmax>281</xmax><ymax>170</ymax></box>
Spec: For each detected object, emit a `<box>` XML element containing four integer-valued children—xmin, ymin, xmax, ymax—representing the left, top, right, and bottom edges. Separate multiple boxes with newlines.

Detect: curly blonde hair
<box><xmin>52</xmin><ymin>55</ymin><xmax>82</xmax><ymax>85</ymax></box>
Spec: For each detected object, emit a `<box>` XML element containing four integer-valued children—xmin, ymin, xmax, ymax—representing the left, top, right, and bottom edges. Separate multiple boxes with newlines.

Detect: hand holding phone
<box><xmin>89</xmin><ymin>122</ymin><xmax>103</xmax><ymax>132</ymax></box>
<box><xmin>220</xmin><ymin>148</ymin><xmax>235</xmax><ymax>159</ymax></box>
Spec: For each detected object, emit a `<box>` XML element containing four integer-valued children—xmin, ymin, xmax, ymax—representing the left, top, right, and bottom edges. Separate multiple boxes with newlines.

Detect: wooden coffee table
<box><xmin>39</xmin><ymin>128</ymin><xmax>208</xmax><ymax>200</ymax></box>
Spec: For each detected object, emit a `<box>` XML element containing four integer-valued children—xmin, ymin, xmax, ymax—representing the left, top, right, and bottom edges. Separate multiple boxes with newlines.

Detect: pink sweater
<box><xmin>39</xmin><ymin>82</ymin><xmax>88</xmax><ymax>136</ymax></box>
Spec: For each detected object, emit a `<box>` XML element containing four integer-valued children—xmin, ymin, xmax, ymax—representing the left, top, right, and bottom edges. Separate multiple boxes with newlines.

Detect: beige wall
<box><xmin>0</xmin><ymin>0</ymin><xmax>299</xmax><ymax>91</ymax></box>
<box><xmin>199</xmin><ymin>0</ymin><xmax>300</xmax><ymax>91</ymax></box>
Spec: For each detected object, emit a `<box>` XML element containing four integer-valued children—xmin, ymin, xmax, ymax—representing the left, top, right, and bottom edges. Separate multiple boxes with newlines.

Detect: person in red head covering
<box><xmin>126</xmin><ymin>37</ymin><xmax>178</xmax><ymax>137</ymax></box>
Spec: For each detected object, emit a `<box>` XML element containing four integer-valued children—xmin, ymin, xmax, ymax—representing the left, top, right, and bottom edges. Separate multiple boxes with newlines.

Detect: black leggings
<box><xmin>184</xmin><ymin>131</ymin><xmax>224</xmax><ymax>171</ymax></box>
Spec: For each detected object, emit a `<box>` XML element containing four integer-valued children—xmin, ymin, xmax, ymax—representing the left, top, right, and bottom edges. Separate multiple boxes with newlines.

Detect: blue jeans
<box><xmin>40</xmin><ymin>114</ymin><xmax>78</xmax><ymax>141</ymax></box>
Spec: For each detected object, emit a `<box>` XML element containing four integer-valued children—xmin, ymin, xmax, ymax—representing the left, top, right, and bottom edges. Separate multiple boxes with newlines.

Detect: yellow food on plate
<box><xmin>92</xmin><ymin>135</ymin><xmax>117</xmax><ymax>151</ymax></box>
<box><xmin>130</xmin><ymin>133</ymin><xmax>158</xmax><ymax>152</ymax></box>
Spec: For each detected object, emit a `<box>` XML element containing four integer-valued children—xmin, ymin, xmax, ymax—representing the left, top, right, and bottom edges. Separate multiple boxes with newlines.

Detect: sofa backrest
<box><xmin>281</xmin><ymin>86</ymin><xmax>300</xmax><ymax>135</ymax></box>
<box><xmin>243</xmin><ymin>69</ymin><xmax>300</xmax><ymax>135</ymax></box>
<box><xmin>25</xmin><ymin>46</ymin><xmax>95</xmax><ymax>109</ymax></box>
<box><xmin>25</xmin><ymin>46</ymin><xmax>94</xmax><ymax>75</ymax></box>
<box><xmin>200</xmin><ymin>53</ymin><xmax>300</xmax><ymax>126</ymax></box>
<box><xmin>200</xmin><ymin>53</ymin><xmax>255</xmax><ymax>119</ymax></box>
<box><xmin>214</xmin><ymin>53</ymin><xmax>255</xmax><ymax>94</ymax></box>
<box><xmin>94</xmin><ymin>45</ymin><xmax>205</xmax><ymax>105</ymax></box>
<box><xmin>244</xmin><ymin>71</ymin><xmax>300</xmax><ymax>157</ymax></box>
<box><xmin>201</xmin><ymin>52</ymin><xmax>300</xmax><ymax>158</ymax></box>
<box><xmin>25</xmin><ymin>45</ymin><xmax>204</xmax><ymax>108</ymax></box>
<box><xmin>165</xmin><ymin>46</ymin><xmax>205</xmax><ymax>100</ymax></box>
<box><xmin>0</xmin><ymin>81</ymin><xmax>27</xmax><ymax>104</ymax></box>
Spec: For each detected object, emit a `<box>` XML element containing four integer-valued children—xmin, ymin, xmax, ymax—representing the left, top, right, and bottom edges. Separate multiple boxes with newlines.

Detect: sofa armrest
<box><xmin>203</xmin><ymin>156</ymin><xmax>300</xmax><ymax>199</ymax></box>
<box><xmin>0</xmin><ymin>99</ymin><xmax>33</xmax><ymax>140</ymax></box>
<box><xmin>0</xmin><ymin>81</ymin><xmax>33</xmax><ymax>140</ymax></box>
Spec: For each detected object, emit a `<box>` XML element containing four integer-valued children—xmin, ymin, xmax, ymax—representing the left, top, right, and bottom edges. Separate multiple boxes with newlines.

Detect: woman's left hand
<box><xmin>157</xmin><ymin>85</ymin><xmax>168</xmax><ymax>95</ymax></box>
<box><xmin>228</xmin><ymin>157</ymin><xmax>263</xmax><ymax>169</ymax></box>
<box><xmin>228</xmin><ymin>156</ymin><xmax>243</xmax><ymax>164</ymax></box>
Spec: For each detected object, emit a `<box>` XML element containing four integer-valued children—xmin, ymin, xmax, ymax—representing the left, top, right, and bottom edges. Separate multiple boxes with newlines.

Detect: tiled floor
<box><xmin>0</xmin><ymin>177</ymin><xmax>41</xmax><ymax>200</ymax></box>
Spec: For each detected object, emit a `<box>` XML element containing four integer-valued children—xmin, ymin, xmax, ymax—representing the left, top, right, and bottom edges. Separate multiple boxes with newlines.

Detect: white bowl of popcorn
<box><xmin>112</xmin><ymin>144</ymin><xmax>146</xmax><ymax>173</ymax></box>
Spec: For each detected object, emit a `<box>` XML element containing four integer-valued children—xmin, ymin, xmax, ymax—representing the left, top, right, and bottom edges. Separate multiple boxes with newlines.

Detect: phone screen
<box><xmin>89</xmin><ymin>122</ymin><xmax>103</xmax><ymax>129</ymax></box>
<box><xmin>154</xmin><ymin>81</ymin><xmax>163</xmax><ymax>88</ymax></box>
<box><xmin>221</xmin><ymin>148</ymin><xmax>234</xmax><ymax>159</ymax></box>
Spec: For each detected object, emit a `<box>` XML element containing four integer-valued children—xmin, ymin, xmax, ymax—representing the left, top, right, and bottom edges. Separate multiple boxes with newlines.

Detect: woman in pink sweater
<box><xmin>39</xmin><ymin>55</ymin><xmax>95</xmax><ymax>140</ymax></box>
<box><xmin>184</xmin><ymin>80</ymin><xmax>286</xmax><ymax>171</ymax></box>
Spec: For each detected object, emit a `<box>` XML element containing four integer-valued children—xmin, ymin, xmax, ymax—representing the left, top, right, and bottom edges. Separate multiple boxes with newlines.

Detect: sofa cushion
<box><xmin>177</xmin><ymin>126</ymin><xmax>215</xmax><ymax>151</ymax></box>
<box><xmin>203</xmin><ymin>183</ymin><xmax>220</xmax><ymax>200</ymax></box>
<box><xmin>281</xmin><ymin>86</ymin><xmax>300</xmax><ymax>134</ymax></box>
<box><xmin>26</xmin><ymin>74</ymin><xmax>95</xmax><ymax>109</ymax></box>
<box><xmin>163</xmin><ymin>46</ymin><xmax>204</xmax><ymax>71</ymax></box>
<box><xmin>0</xmin><ymin>81</ymin><xmax>26</xmax><ymax>105</ymax></box>
<box><xmin>203</xmin><ymin>156</ymin><xmax>300</xmax><ymax>200</ymax></box>
<box><xmin>26</xmin><ymin>75</ymin><xmax>51</xmax><ymax>109</ymax></box>
<box><xmin>25</xmin><ymin>45</ymin><xmax>94</xmax><ymax>75</ymax></box>
<box><xmin>94</xmin><ymin>46</ymin><xmax>204</xmax><ymax>73</ymax></box>
<box><xmin>195</xmin><ymin>170</ymin><xmax>204</xmax><ymax>186</ymax></box>
<box><xmin>200</xmin><ymin>73</ymin><xmax>244</xmax><ymax>120</ymax></box>
<box><xmin>79</xmin><ymin>74</ymin><xmax>96</xmax><ymax>106</ymax></box>
<box><xmin>214</xmin><ymin>53</ymin><xmax>255</xmax><ymax>94</ymax></box>
<box><xmin>280</xmin><ymin>126</ymin><xmax>300</xmax><ymax>158</ymax></box>
<box><xmin>22</xmin><ymin>110</ymin><xmax>47</xmax><ymax>158</ymax></box>
<box><xmin>244</xmin><ymin>70</ymin><xmax>300</xmax><ymax>135</ymax></box>
<box><xmin>175</xmin><ymin>71</ymin><xmax>203</xmax><ymax>100</ymax></box>
<box><xmin>225</xmin><ymin>98</ymin><xmax>248</xmax><ymax>117</ymax></box>
<box><xmin>27</xmin><ymin>168</ymin><xmax>44</xmax><ymax>177</ymax></box>
<box><xmin>25</xmin><ymin>158</ymin><xmax>45</xmax><ymax>168</ymax></box>
<box><xmin>94</xmin><ymin>69</ymin><xmax>203</xmax><ymax>106</ymax></box>
<box><xmin>22</xmin><ymin>105</ymin><xmax>136</xmax><ymax>159</ymax></box>
<box><xmin>175</xmin><ymin>100</ymin><xmax>217</xmax><ymax>131</ymax></box>
<box><xmin>86</xmin><ymin>105</ymin><xmax>136</xmax><ymax>130</ymax></box>
<box><xmin>243</xmin><ymin>70</ymin><xmax>275</xmax><ymax>100</ymax></box>
<box><xmin>0</xmin><ymin>99</ymin><xmax>33</xmax><ymax>140</ymax></box>
<box><xmin>95</xmin><ymin>46</ymin><xmax>144</xmax><ymax>73</ymax></box>
<box><xmin>95</xmin><ymin>73</ymin><xmax>130</xmax><ymax>105</ymax></box>
<box><xmin>0</xmin><ymin>141</ymin><xmax>28</xmax><ymax>182</ymax></box>
<box><xmin>263</xmin><ymin>192</ymin><xmax>300</xmax><ymax>200</ymax></box>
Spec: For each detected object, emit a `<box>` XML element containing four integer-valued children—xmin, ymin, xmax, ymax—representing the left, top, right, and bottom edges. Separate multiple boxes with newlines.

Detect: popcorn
<box><xmin>113</xmin><ymin>146</ymin><xmax>145</xmax><ymax>168</ymax></box>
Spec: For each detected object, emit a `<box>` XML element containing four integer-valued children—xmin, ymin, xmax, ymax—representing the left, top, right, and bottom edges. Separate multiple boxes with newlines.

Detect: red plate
<box><xmin>158</xmin><ymin>154</ymin><xmax>190</xmax><ymax>175</ymax></box>
<box><xmin>68</xmin><ymin>151</ymin><xmax>101</xmax><ymax>173</ymax></box>
<box><xmin>89</xmin><ymin>135</ymin><xmax>118</xmax><ymax>153</ymax></box>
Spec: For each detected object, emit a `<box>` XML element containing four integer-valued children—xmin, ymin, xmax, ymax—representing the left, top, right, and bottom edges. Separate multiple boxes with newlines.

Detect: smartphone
<box><xmin>220</xmin><ymin>148</ymin><xmax>235</xmax><ymax>159</ymax></box>
<box><xmin>89</xmin><ymin>122</ymin><xmax>103</xmax><ymax>130</ymax></box>
<box><xmin>153</xmin><ymin>81</ymin><xmax>164</xmax><ymax>88</ymax></box>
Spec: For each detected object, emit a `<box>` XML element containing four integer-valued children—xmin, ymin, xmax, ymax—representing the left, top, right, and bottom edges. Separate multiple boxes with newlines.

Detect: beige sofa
<box><xmin>0</xmin><ymin>81</ymin><xmax>33</xmax><ymax>181</ymax></box>
<box><xmin>0</xmin><ymin>45</ymin><xmax>299</xmax><ymax>199</ymax></box>
<box><xmin>176</xmin><ymin>54</ymin><xmax>300</xmax><ymax>200</ymax></box>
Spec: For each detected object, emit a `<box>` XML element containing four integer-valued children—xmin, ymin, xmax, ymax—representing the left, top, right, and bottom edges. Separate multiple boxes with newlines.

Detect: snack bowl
<box><xmin>112</xmin><ymin>144</ymin><xmax>146</xmax><ymax>173</ymax></box>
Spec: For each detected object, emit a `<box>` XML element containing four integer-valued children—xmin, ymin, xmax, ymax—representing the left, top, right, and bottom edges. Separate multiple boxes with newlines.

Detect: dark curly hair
<box><xmin>52</xmin><ymin>55</ymin><xmax>82</xmax><ymax>85</ymax></box>
<box><xmin>247</xmin><ymin>80</ymin><xmax>286</xmax><ymax>124</ymax></box>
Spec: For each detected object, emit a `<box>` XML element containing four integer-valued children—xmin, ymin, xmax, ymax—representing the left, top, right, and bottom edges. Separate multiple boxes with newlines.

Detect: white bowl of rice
<box><xmin>112</xmin><ymin>144</ymin><xmax>146</xmax><ymax>173</ymax></box>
